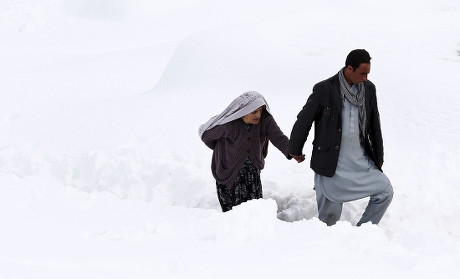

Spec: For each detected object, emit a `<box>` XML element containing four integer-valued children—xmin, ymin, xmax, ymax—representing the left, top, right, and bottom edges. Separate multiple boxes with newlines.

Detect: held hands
<box><xmin>290</xmin><ymin>154</ymin><xmax>305</xmax><ymax>163</ymax></box>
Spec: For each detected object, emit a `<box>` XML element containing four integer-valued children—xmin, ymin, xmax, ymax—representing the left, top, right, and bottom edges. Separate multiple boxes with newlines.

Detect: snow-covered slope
<box><xmin>1</xmin><ymin>0</ymin><xmax>460</xmax><ymax>278</ymax></box>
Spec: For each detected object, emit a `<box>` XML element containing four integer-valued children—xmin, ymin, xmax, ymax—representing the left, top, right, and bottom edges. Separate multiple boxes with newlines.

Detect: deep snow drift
<box><xmin>1</xmin><ymin>0</ymin><xmax>460</xmax><ymax>278</ymax></box>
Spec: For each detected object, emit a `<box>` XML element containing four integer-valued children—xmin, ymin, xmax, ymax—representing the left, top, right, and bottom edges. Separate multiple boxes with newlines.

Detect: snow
<box><xmin>1</xmin><ymin>0</ymin><xmax>460</xmax><ymax>278</ymax></box>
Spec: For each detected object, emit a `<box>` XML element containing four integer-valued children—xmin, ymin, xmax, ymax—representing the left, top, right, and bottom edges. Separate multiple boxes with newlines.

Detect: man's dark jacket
<box><xmin>289</xmin><ymin>73</ymin><xmax>384</xmax><ymax>177</ymax></box>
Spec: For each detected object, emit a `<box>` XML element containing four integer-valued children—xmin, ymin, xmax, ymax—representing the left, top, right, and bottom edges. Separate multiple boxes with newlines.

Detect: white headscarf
<box><xmin>198</xmin><ymin>91</ymin><xmax>271</xmax><ymax>138</ymax></box>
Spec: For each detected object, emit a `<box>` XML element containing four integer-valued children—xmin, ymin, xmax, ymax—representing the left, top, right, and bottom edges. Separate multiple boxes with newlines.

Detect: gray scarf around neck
<box><xmin>338</xmin><ymin>69</ymin><xmax>367</xmax><ymax>145</ymax></box>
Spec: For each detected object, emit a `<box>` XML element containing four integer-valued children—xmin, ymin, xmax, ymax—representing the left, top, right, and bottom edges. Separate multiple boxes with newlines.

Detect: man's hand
<box><xmin>290</xmin><ymin>154</ymin><xmax>305</xmax><ymax>163</ymax></box>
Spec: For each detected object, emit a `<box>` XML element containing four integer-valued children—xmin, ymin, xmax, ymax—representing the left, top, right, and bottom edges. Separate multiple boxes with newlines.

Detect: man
<box><xmin>289</xmin><ymin>49</ymin><xmax>393</xmax><ymax>226</ymax></box>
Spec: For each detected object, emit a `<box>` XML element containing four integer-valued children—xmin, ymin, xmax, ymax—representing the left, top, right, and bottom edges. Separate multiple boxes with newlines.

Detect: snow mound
<box><xmin>151</xmin><ymin>25</ymin><xmax>308</xmax><ymax>96</ymax></box>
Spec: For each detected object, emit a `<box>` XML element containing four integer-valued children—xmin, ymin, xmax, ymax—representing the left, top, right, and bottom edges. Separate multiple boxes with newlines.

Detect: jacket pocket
<box><xmin>312</xmin><ymin>141</ymin><xmax>331</xmax><ymax>169</ymax></box>
<box><xmin>321</xmin><ymin>104</ymin><xmax>336</xmax><ymax>122</ymax></box>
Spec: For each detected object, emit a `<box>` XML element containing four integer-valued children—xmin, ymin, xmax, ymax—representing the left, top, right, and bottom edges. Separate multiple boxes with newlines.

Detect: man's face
<box><xmin>344</xmin><ymin>63</ymin><xmax>370</xmax><ymax>85</ymax></box>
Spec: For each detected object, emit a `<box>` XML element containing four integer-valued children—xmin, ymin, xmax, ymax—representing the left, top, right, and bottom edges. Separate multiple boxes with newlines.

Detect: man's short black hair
<box><xmin>345</xmin><ymin>49</ymin><xmax>371</xmax><ymax>69</ymax></box>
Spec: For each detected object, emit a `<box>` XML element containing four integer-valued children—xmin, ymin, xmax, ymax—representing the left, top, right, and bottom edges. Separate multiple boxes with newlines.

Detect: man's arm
<box><xmin>369</xmin><ymin>86</ymin><xmax>384</xmax><ymax>166</ymax></box>
<box><xmin>289</xmin><ymin>87</ymin><xmax>322</xmax><ymax>156</ymax></box>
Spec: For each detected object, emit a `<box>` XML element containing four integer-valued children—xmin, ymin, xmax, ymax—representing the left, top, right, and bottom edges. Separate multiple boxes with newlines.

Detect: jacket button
<box><xmin>338</xmin><ymin>129</ymin><xmax>342</xmax><ymax>133</ymax></box>
<box><xmin>317</xmin><ymin>147</ymin><xmax>321</xmax><ymax>151</ymax></box>
<box><xmin>335</xmin><ymin>145</ymin><xmax>340</xmax><ymax>150</ymax></box>
<box><xmin>247</xmin><ymin>149</ymin><xmax>251</xmax><ymax>153</ymax></box>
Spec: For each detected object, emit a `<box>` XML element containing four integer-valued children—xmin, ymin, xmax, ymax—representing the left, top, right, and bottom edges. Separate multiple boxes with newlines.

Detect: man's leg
<box><xmin>316</xmin><ymin>189</ymin><xmax>343</xmax><ymax>226</ymax></box>
<box><xmin>357</xmin><ymin>184</ymin><xmax>394</xmax><ymax>226</ymax></box>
